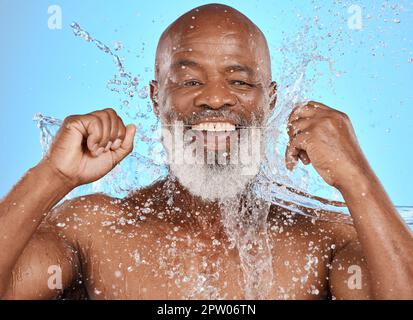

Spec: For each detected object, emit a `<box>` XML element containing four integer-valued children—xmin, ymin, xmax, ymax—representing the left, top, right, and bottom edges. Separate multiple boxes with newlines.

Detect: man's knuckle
<box><xmin>339</xmin><ymin>111</ymin><xmax>350</xmax><ymax>121</ymax></box>
<box><xmin>63</xmin><ymin>115</ymin><xmax>77</xmax><ymax>124</ymax></box>
<box><xmin>117</xmin><ymin>116</ymin><xmax>125</xmax><ymax>125</ymax></box>
<box><xmin>104</xmin><ymin>108</ymin><xmax>117</xmax><ymax>116</ymax></box>
<box><xmin>95</xmin><ymin>110</ymin><xmax>109</xmax><ymax>120</ymax></box>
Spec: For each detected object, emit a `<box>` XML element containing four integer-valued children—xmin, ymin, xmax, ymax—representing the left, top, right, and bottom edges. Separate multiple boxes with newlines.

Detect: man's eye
<box><xmin>231</xmin><ymin>80</ymin><xmax>252</xmax><ymax>87</ymax></box>
<box><xmin>183</xmin><ymin>80</ymin><xmax>202</xmax><ymax>87</ymax></box>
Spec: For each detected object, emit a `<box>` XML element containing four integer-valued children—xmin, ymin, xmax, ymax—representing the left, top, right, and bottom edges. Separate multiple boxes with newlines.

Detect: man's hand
<box><xmin>43</xmin><ymin>108</ymin><xmax>136</xmax><ymax>189</ymax></box>
<box><xmin>285</xmin><ymin>101</ymin><xmax>369</xmax><ymax>190</ymax></box>
<box><xmin>287</xmin><ymin>102</ymin><xmax>413</xmax><ymax>299</ymax></box>
<box><xmin>0</xmin><ymin>109</ymin><xmax>134</xmax><ymax>298</ymax></box>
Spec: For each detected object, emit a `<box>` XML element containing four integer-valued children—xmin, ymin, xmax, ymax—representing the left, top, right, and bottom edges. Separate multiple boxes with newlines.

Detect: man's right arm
<box><xmin>0</xmin><ymin>108</ymin><xmax>135</xmax><ymax>299</ymax></box>
<box><xmin>0</xmin><ymin>161</ymin><xmax>78</xmax><ymax>299</ymax></box>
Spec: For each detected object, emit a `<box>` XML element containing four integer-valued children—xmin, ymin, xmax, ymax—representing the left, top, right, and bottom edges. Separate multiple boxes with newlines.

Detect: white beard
<box><xmin>170</xmin><ymin>162</ymin><xmax>257</xmax><ymax>202</ymax></box>
<box><xmin>162</xmin><ymin>127</ymin><xmax>263</xmax><ymax>202</ymax></box>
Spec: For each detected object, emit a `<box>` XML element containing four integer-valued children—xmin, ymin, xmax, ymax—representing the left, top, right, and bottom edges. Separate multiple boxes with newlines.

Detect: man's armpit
<box><xmin>2</xmin><ymin>228</ymin><xmax>78</xmax><ymax>300</ymax></box>
<box><xmin>329</xmin><ymin>240</ymin><xmax>372</xmax><ymax>300</ymax></box>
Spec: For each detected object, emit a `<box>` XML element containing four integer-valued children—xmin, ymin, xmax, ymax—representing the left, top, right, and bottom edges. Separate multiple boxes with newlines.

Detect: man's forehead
<box><xmin>170</xmin><ymin>26</ymin><xmax>257</xmax><ymax>42</ymax></box>
<box><xmin>170</xmin><ymin>40</ymin><xmax>259</xmax><ymax>59</ymax></box>
<box><xmin>164</xmin><ymin>27</ymin><xmax>258</xmax><ymax>54</ymax></box>
<box><xmin>155</xmin><ymin>4</ymin><xmax>271</xmax><ymax>80</ymax></box>
<box><xmin>162</xmin><ymin>32</ymin><xmax>263</xmax><ymax>66</ymax></box>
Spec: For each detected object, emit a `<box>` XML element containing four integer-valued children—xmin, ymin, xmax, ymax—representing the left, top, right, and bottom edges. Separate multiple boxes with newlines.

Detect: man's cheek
<box><xmin>167</xmin><ymin>94</ymin><xmax>195</xmax><ymax>114</ymax></box>
<box><xmin>240</xmin><ymin>98</ymin><xmax>266</xmax><ymax>120</ymax></box>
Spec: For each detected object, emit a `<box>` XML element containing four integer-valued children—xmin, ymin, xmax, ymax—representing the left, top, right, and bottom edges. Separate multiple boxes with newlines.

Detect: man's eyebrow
<box><xmin>172</xmin><ymin>59</ymin><xmax>200</xmax><ymax>69</ymax></box>
<box><xmin>225</xmin><ymin>64</ymin><xmax>255</xmax><ymax>75</ymax></box>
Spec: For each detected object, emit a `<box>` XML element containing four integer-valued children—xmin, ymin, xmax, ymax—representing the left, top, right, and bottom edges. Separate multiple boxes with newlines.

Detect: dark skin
<box><xmin>0</xmin><ymin>4</ymin><xmax>412</xmax><ymax>300</ymax></box>
<box><xmin>152</xmin><ymin>5</ymin><xmax>274</xmax><ymax>130</ymax></box>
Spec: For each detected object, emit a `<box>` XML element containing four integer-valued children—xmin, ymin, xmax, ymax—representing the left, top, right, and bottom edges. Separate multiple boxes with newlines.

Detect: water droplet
<box><xmin>113</xmin><ymin>41</ymin><xmax>123</xmax><ymax>51</ymax></box>
<box><xmin>138</xmin><ymin>86</ymin><xmax>149</xmax><ymax>99</ymax></box>
<box><xmin>212</xmin><ymin>239</ymin><xmax>221</xmax><ymax>246</ymax></box>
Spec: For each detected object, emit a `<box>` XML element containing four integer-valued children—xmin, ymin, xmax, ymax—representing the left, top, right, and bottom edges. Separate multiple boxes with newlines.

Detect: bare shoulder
<box><xmin>268</xmin><ymin>204</ymin><xmax>358</xmax><ymax>246</ymax></box>
<box><xmin>313</xmin><ymin>209</ymin><xmax>358</xmax><ymax>247</ymax></box>
<box><xmin>266</xmin><ymin>205</ymin><xmax>370</xmax><ymax>299</ymax></box>
<box><xmin>43</xmin><ymin>192</ymin><xmax>146</xmax><ymax>254</ymax></box>
<box><xmin>301</xmin><ymin>209</ymin><xmax>371</xmax><ymax>299</ymax></box>
<box><xmin>46</xmin><ymin>181</ymin><xmax>169</xmax><ymax>246</ymax></box>
<box><xmin>46</xmin><ymin>193</ymin><xmax>124</xmax><ymax>238</ymax></box>
<box><xmin>0</xmin><ymin>194</ymin><xmax>110</xmax><ymax>300</ymax></box>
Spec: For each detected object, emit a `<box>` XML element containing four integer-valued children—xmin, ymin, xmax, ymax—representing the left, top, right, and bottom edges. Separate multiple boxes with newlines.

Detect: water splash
<box><xmin>33</xmin><ymin>113</ymin><xmax>62</xmax><ymax>157</ymax></box>
<box><xmin>34</xmin><ymin>110</ymin><xmax>413</xmax><ymax>224</ymax></box>
<box><xmin>33</xmin><ymin>17</ymin><xmax>413</xmax><ymax>299</ymax></box>
<box><xmin>220</xmin><ymin>194</ymin><xmax>273</xmax><ymax>299</ymax></box>
<box><xmin>66</xmin><ymin>21</ymin><xmax>347</xmax><ymax>216</ymax></box>
<box><xmin>71</xmin><ymin>22</ymin><xmax>133</xmax><ymax>85</ymax></box>
<box><xmin>70</xmin><ymin>22</ymin><xmax>158</xmax><ymax>139</ymax></box>
<box><xmin>43</xmin><ymin>20</ymin><xmax>413</xmax><ymax>216</ymax></box>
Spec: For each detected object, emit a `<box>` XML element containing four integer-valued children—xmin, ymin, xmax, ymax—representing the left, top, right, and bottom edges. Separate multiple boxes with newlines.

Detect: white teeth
<box><xmin>192</xmin><ymin>122</ymin><xmax>236</xmax><ymax>132</ymax></box>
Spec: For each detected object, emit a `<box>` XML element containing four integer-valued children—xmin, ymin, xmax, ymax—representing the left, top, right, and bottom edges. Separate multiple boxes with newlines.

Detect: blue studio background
<box><xmin>0</xmin><ymin>0</ymin><xmax>412</xmax><ymax>209</ymax></box>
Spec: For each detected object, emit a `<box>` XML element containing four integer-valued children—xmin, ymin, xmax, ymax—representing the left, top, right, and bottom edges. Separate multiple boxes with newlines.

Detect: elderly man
<box><xmin>0</xmin><ymin>4</ymin><xmax>412</xmax><ymax>300</ymax></box>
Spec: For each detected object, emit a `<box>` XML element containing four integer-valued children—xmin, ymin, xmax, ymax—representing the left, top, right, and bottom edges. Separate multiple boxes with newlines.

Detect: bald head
<box><xmin>151</xmin><ymin>4</ymin><xmax>277</xmax><ymax>197</ymax></box>
<box><xmin>150</xmin><ymin>3</ymin><xmax>277</xmax><ymax>134</ymax></box>
<box><xmin>155</xmin><ymin>3</ymin><xmax>272</xmax><ymax>84</ymax></box>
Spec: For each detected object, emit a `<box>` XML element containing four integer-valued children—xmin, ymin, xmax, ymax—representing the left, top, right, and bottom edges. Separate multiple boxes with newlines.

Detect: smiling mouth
<box><xmin>191</xmin><ymin>122</ymin><xmax>237</xmax><ymax>132</ymax></box>
<box><xmin>186</xmin><ymin>121</ymin><xmax>239</xmax><ymax>152</ymax></box>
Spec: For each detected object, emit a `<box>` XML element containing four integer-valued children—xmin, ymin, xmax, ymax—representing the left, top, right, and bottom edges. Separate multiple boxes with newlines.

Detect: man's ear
<box><xmin>150</xmin><ymin>80</ymin><xmax>160</xmax><ymax>118</ymax></box>
<box><xmin>269</xmin><ymin>81</ymin><xmax>277</xmax><ymax>111</ymax></box>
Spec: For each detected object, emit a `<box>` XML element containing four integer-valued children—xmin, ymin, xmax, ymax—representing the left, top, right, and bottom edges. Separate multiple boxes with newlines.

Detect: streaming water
<box><xmin>220</xmin><ymin>194</ymin><xmax>273</xmax><ymax>299</ymax></box>
<box><xmin>42</xmin><ymin>22</ymin><xmax>348</xmax><ymax>216</ymax></box>
<box><xmin>33</xmin><ymin>20</ymin><xmax>413</xmax><ymax>299</ymax></box>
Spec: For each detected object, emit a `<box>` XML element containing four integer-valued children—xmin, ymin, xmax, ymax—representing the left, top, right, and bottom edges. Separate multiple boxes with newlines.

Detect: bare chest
<box><xmin>79</xmin><ymin>228</ymin><xmax>332</xmax><ymax>300</ymax></box>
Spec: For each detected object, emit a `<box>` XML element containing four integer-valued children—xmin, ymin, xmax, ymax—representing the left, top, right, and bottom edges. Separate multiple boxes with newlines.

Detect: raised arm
<box><xmin>331</xmin><ymin>170</ymin><xmax>413</xmax><ymax>299</ymax></box>
<box><xmin>0</xmin><ymin>162</ymin><xmax>77</xmax><ymax>299</ymax></box>
<box><xmin>0</xmin><ymin>108</ymin><xmax>135</xmax><ymax>299</ymax></box>
<box><xmin>286</xmin><ymin>101</ymin><xmax>413</xmax><ymax>299</ymax></box>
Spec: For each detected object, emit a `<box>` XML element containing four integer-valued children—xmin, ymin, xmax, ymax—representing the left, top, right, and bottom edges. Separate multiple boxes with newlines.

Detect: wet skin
<box><xmin>1</xmin><ymin>4</ymin><xmax>412</xmax><ymax>300</ymax></box>
<box><xmin>19</xmin><ymin>180</ymin><xmax>367</xmax><ymax>300</ymax></box>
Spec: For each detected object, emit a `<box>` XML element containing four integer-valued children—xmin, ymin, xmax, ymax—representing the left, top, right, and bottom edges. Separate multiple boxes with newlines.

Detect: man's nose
<box><xmin>194</xmin><ymin>83</ymin><xmax>237</xmax><ymax>110</ymax></box>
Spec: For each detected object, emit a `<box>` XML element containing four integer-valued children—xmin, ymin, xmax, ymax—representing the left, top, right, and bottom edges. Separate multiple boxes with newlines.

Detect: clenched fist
<box><xmin>286</xmin><ymin>101</ymin><xmax>370</xmax><ymax>190</ymax></box>
<box><xmin>43</xmin><ymin>108</ymin><xmax>136</xmax><ymax>188</ymax></box>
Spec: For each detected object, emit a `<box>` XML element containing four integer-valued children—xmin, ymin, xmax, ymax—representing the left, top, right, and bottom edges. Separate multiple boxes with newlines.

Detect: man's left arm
<box><xmin>333</xmin><ymin>169</ymin><xmax>413</xmax><ymax>299</ymax></box>
<box><xmin>286</xmin><ymin>101</ymin><xmax>413</xmax><ymax>299</ymax></box>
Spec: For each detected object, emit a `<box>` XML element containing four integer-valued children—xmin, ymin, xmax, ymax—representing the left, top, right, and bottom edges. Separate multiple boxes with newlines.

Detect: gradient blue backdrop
<box><xmin>0</xmin><ymin>0</ymin><xmax>412</xmax><ymax>206</ymax></box>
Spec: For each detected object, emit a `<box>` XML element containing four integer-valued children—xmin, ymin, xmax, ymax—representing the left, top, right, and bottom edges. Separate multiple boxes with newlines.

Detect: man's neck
<box><xmin>161</xmin><ymin>176</ymin><xmax>233</xmax><ymax>238</ymax></box>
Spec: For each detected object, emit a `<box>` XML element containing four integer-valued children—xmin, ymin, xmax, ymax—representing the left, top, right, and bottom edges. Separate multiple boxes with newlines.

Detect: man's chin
<box><xmin>169</xmin><ymin>162</ymin><xmax>259</xmax><ymax>203</ymax></box>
